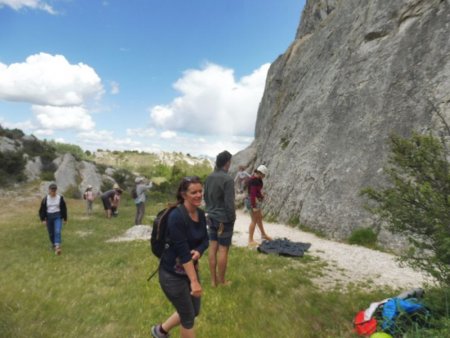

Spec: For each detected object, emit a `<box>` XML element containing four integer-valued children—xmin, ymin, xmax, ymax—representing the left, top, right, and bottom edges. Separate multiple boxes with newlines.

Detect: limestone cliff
<box><xmin>233</xmin><ymin>0</ymin><xmax>450</xmax><ymax>244</ymax></box>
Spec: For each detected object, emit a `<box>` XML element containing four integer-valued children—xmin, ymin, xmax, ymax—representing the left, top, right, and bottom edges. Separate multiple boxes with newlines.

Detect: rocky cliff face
<box><xmin>233</xmin><ymin>0</ymin><xmax>450</xmax><ymax>244</ymax></box>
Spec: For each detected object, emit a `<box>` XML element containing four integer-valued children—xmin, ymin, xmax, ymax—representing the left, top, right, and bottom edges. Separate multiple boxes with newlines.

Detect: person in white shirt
<box><xmin>38</xmin><ymin>183</ymin><xmax>67</xmax><ymax>255</ymax></box>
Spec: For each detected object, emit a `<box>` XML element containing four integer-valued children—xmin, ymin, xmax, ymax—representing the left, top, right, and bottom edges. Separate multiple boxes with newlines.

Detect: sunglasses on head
<box><xmin>183</xmin><ymin>176</ymin><xmax>201</xmax><ymax>183</ymax></box>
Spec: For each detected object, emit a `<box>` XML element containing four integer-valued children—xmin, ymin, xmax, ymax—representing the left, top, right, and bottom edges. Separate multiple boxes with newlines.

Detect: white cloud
<box><xmin>0</xmin><ymin>0</ymin><xmax>56</xmax><ymax>14</ymax></box>
<box><xmin>32</xmin><ymin>105</ymin><xmax>95</xmax><ymax>131</ymax></box>
<box><xmin>33</xmin><ymin>129</ymin><xmax>54</xmax><ymax>136</ymax></box>
<box><xmin>149</xmin><ymin>62</ymin><xmax>270</xmax><ymax>137</ymax></box>
<box><xmin>77</xmin><ymin>130</ymin><xmax>142</xmax><ymax>151</ymax></box>
<box><xmin>110</xmin><ymin>81</ymin><xmax>119</xmax><ymax>95</ymax></box>
<box><xmin>126</xmin><ymin>127</ymin><xmax>157</xmax><ymax>138</ymax></box>
<box><xmin>0</xmin><ymin>53</ymin><xmax>104</xmax><ymax>107</ymax></box>
<box><xmin>0</xmin><ymin>118</ymin><xmax>36</xmax><ymax>131</ymax></box>
<box><xmin>160</xmin><ymin>130</ymin><xmax>177</xmax><ymax>139</ymax></box>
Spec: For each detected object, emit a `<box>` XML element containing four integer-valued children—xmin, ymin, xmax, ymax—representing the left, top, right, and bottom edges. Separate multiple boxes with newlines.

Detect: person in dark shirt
<box><xmin>204</xmin><ymin>150</ymin><xmax>236</xmax><ymax>287</ymax></box>
<box><xmin>101</xmin><ymin>184</ymin><xmax>121</xmax><ymax>218</ymax></box>
<box><xmin>151</xmin><ymin>176</ymin><xmax>209</xmax><ymax>338</ymax></box>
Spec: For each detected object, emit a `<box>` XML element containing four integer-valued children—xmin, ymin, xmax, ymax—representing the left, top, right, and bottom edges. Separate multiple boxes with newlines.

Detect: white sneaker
<box><xmin>151</xmin><ymin>325</ymin><xmax>170</xmax><ymax>338</ymax></box>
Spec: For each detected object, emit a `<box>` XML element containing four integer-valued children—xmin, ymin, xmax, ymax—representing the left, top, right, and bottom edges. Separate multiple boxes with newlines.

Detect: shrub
<box><xmin>63</xmin><ymin>184</ymin><xmax>82</xmax><ymax>199</ymax></box>
<box><xmin>49</xmin><ymin>141</ymin><xmax>87</xmax><ymax>161</ymax></box>
<box><xmin>348</xmin><ymin>228</ymin><xmax>377</xmax><ymax>248</ymax></box>
<box><xmin>0</xmin><ymin>125</ymin><xmax>24</xmax><ymax>139</ymax></box>
<box><xmin>0</xmin><ymin>151</ymin><xmax>26</xmax><ymax>185</ymax></box>
<box><xmin>362</xmin><ymin>133</ymin><xmax>450</xmax><ymax>286</ymax></box>
<box><xmin>22</xmin><ymin>139</ymin><xmax>56</xmax><ymax>161</ymax></box>
<box><xmin>101</xmin><ymin>180</ymin><xmax>114</xmax><ymax>193</ymax></box>
<box><xmin>40</xmin><ymin>171</ymin><xmax>55</xmax><ymax>181</ymax></box>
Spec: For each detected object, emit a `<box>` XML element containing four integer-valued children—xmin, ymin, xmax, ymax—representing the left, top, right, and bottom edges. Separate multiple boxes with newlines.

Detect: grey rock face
<box><xmin>237</xmin><ymin>0</ymin><xmax>450</xmax><ymax>244</ymax></box>
<box><xmin>25</xmin><ymin>156</ymin><xmax>42</xmax><ymax>181</ymax></box>
<box><xmin>0</xmin><ymin>136</ymin><xmax>20</xmax><ymax>152</ymax></box>
<box><xmin>79</xmin><ymin>161</ymin><xmax>103</xmax><ymax>194</ymax></box>
<box><xmin>54</xmin><ymin>153</ymin><xmax>78</xmax><ymax>194</ymax></box>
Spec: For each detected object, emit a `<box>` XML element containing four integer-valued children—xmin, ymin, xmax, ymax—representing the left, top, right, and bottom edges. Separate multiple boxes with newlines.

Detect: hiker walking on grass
<box><xmin>245</xmin><ymin>165</ymin><xmax>272</xmax><ymax>246</ymax></box>
<box><xmin>204</xmin><ymin>150</ymin><xmax>236</xmax><ymax>287</ymax></box>
<box><xmin>83</xmin><ymin>185</ymin><xmax>95</xmax><ymax>216</ymax></box>
<box><xmin>134</xmin><ymin>176</ymin><xmax>153</xmax><ymax>225</ymax></box>
<box><xmin>151</xmin><ymin>176</ymin><xmax>209</xmax><ymax>338</ymax></box>
<box><xmin>39</xmin><ymin>183</ymin><xmax>67</xmax><ymax>255</ymax></box>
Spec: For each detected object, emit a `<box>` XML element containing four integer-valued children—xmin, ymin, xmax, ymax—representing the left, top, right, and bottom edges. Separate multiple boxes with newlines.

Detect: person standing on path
<box><xmin>245</xmin><ymin>165</ymin><xmax>272</xmax><ymax>246</ymax></box>
<box><xmin>234</xmin><ymin>165</ymin><xmax>251</xmax><ymax>193</ymax></box>
<box><xmin>39</xmin><ymin>183</ymin><xmax>67</xmax><ymax>255</ymax></box>
<box><xmin>134</xmin><ymin>177</ymin><xmax>153</xmax><ymax>225</ymax></box>
<box><xmin>204</xmin><ymin>150</ymin><xmax>236</xmax><ymax>287</ymax></box>
<box><xmin>151</xmin><ymin>176</ymin><xmax>209</xmax><ymax>338</ymax></box>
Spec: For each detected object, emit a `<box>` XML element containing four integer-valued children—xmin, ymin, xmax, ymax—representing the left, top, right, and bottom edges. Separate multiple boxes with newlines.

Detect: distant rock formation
<box><xmin>54</xmin><ymin>153</ymin><xmax>78</xmax><ymax>193</ymax></box>
<box><xmin>233</xmin><ymin>0</ymin><xmax>450</xmax><ymax>245</ymax></box>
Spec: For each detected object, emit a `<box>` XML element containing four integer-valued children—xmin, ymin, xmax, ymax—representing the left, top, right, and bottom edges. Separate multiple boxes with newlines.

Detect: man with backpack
<box><xmin>204</xmin><ymin>150</ymin><xmax>236</xmax><ymax>287</ymax></box>
<box><xmin>134</xmin><ymin>177</ymin><xmax>153</xmax><ymax>225</ymax></box>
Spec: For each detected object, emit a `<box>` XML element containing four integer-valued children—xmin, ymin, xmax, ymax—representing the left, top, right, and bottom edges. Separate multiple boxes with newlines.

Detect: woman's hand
<box><xmin>190</xmin><ymin>280</ymin><xmax>202</xmax><ymax>298</ymax></box>
<box><xmin>190</xmin><ymin>250</ymin><xmax>201</xmax><ymax>261</ymax></box>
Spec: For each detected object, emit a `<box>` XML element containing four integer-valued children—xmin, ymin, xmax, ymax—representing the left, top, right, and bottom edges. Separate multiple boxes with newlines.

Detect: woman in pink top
<box><xmin>83</xmin><ymin>185</ymin><xmax>95</xmax><ymax>215</ymax></box>
<box><xmin>245</xmin><ymin>165</ymin><xmax>272</xmax><ymax>246</ymax></box>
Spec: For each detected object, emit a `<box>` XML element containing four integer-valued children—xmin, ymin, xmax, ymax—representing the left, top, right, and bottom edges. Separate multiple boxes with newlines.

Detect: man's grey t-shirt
<box><xmin>204</xmin><ymin>169</ymin><xmax>236</xmax><ymax>223</ymax></box>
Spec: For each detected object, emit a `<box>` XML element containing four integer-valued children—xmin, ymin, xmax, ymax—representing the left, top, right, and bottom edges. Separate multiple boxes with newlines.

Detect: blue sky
<box><xmin>0</xmin><ymin>0</ymin><xmax>305</xmax><ymax>157</ymax></box>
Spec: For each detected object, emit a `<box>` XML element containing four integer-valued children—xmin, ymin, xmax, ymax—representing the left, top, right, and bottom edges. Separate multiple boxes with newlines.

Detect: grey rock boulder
<box><xmin>25</xmin><ymin>156</ymin><xmax>42</xmax><ymax>181</ymax></box>
<box><xmin>54</xmin><ymin>153</ymin><xmax>78</xmax><ymax>194</ymax></box>
<box><xmin>79</xmin><ymin>161</ymin><xmax>103</xmax><ymax>194</ymax></box>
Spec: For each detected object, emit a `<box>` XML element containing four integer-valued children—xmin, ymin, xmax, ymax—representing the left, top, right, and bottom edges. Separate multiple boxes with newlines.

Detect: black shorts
<box><xmin>159</xmin><ymin>268</ymin><xmax>200</xmax><ymax>329</ymax></box>
<box><xmin>101</xmin><ymin>197</ymin><xmax>112</xmax><ymax>210</ymax></box>
<box><xmin>207</xmin><ymin>217</ymin><xmax>234</xmax><ymax>247</ymax></box>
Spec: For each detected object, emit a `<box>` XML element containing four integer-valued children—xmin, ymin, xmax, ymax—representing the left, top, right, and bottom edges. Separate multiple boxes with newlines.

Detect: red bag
<box><xmin>354</xmin><ymin>310</ymin><xmax>377</xmax><ymax>336</ymax></box>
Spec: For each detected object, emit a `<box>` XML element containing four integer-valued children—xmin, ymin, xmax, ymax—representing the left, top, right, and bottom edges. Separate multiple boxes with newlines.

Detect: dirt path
<box><xmin>232</xmin><ymin>210</ymin><xmax>434</xmax><ymax>290</ymax></box>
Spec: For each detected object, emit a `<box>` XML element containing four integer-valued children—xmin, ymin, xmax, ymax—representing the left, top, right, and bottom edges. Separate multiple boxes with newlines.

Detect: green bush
<box><xmin>40</xmin><ymin>171</ymin><xmax>55</xmax><ymax>181</ymax></box>
<box><xmin>64</xmin><ymin>185</ymin><xmax>82</xmax><ymax>199</ymax></box>
<box><xmin>348</xmin><ymin>228</ymin><xmax>377</xmax><ymax>248</ymax></box>
<box><xmin>101</xmin><ymin>179</ymin><xmax>114</xmax><ymax>193</ymax></box>
<box><xmin>49</xmin><ymin>140</ymin><xmax>88</xmax><ymax>161</ymax></box>
<box><xmin>0</xmin><ymin>125</ymin><xmax>24</xmax><ymax>139</ymax></box>
<box><xmin>362</xmin><ymin>133</ymin><xmax>450</xmax><ymax>286</ymax></box>
<box><xmin>0</xmin><ymin>151</ymin><xmax>26</xmax><ymax>185</ymax></box>
<box><xmin>22</xmin><ymin>139</ymin><xmax>56</xmax><ymax>161</ymax></box>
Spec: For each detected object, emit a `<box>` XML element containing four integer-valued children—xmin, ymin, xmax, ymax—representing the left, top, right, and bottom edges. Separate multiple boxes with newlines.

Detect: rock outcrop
<box><xmin>79</xmin><ymin>161</ymin><xmax>103</xmax><ymax>193</ymax></box>
<box><xmin>25</xmin><ymin>156</ymin><xmax>42</xmax><ymax>181</ymax></box>
<box><xmin>233</xmin><ymin>0</ymin><xmax>450</xmax><ymax>244</ymax></box>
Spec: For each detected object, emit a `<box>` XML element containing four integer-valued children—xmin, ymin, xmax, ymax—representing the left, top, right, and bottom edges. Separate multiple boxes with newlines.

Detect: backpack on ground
<box><xmin>131</xmin><ymin>187</ymin><xmax>138</xmax><ymax>199</ymax></box>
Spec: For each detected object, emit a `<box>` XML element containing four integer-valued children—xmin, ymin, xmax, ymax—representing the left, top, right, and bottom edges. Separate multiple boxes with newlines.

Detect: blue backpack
<box><xmin>381</xmin><ymin>298</ymin><xmax>430</xmax><ymax>334</ymax></box>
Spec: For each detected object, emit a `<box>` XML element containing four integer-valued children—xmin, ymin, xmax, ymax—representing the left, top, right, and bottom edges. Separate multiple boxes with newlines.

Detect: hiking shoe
<box><xmin>151</xmin><ymin>325</ymin><xmax>170</xmax><ymax>338</ymax></box>
<box><xmin>55</xmin><ymin>246</ymin><xmax>62</xmax><ymax>255</ymax></box>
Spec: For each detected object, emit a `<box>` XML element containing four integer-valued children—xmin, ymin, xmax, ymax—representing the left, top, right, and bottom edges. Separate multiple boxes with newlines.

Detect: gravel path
<box><xmin>232</xmin><ymin>210</ymin><xmax>435</xmax><ymax>290</ymax></box>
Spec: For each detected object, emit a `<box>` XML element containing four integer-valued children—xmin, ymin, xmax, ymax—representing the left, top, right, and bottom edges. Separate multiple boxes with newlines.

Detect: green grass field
<box><xmin>0</xmin><ymin>194</ymin><xmax>447</xmax><ymax>337</ymax></box>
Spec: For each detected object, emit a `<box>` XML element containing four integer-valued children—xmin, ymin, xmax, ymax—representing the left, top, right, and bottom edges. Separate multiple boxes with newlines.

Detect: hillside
<box><xmin>0</xmin><ymin>125</ymin><xmax>213</xmax><ymax>196</ymax></box>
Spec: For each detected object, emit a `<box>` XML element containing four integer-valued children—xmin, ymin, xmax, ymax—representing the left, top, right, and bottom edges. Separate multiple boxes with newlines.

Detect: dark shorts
<box><xmin>101</xmin><ymin>197</ymin><xmax>112</xmax><ymax>210</ymax></box>
<box><xmin>159</xmin><ymin>267</ymin><xmax>200</xmax><ymax>329</ymax></box>
<box><xmin>207</xmin><ymin>217</ymin><xmax>234</xmax><ymax>247</ymax></box>
<box><xmin>244</xmin><ymin>197</ymin><xmax>262</xmax><ymax>211</ymax></box>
